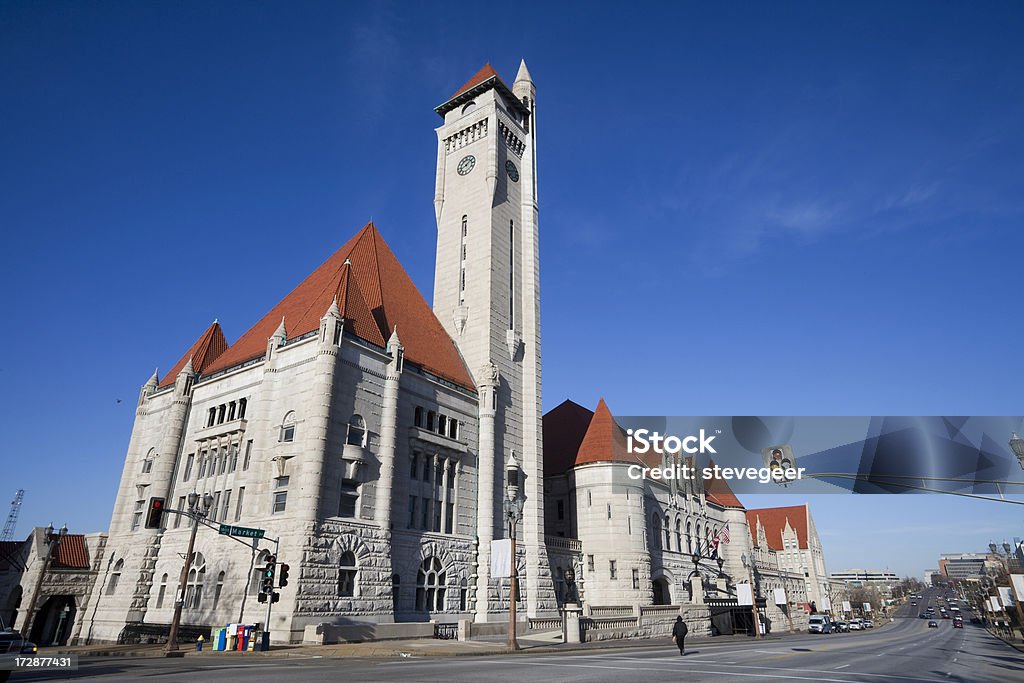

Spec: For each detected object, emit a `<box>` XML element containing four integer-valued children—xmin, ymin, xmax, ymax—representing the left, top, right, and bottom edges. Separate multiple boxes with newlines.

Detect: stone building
<box><xmin>745</xmin><ymin>505</ymin><xmax>830</xmax><ymax>612</ymax></box>
<box><xmin>0</xmin><ymin>529</ymin><xmax>106</xmax><ymax>645</ymax></box>
<box><xmin>77</xmin><ymin>61</ymin><xmax>549</xmax><ymax>645</ymax></box>
<box><xmin>542</xmin><ymin>399</ymin><xmax>812</xmax><ymax>636</ymax></box>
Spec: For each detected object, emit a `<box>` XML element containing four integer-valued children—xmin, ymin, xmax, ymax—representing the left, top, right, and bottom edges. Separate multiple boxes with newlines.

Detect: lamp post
<box><xmin>1010</xmin><ymin>433</ymin><xmax>1024</xmax><ymax>470</ymax></box>
<box><xmin>165</xmin><ymin>491</ymin><xmax>213</xmax><ymax>656</ymax></box>
<box><xmin>22</xmin><ymin>524</ymin><xmax>68</xmax><ymax>638</ymax></box>
<box><xmin>741</xmin><ymin>553</ymin><xmax>762</xmax><ymax>639</ymax></box>
<box><xmin>503</xmin><ymin>453</ymin><xmax>524</xmax><ymax>652</ymax></box>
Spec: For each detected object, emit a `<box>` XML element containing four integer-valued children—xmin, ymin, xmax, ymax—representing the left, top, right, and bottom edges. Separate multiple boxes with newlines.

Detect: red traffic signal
<box><xmin>279</xmin><ymin>563</ymin><xmax>290</xmax><ymax>588</ymax></box>
<box><xmin>144</xmin><ymin>497</ymin><xmax>165</xmax><ymax>529</ymax></box>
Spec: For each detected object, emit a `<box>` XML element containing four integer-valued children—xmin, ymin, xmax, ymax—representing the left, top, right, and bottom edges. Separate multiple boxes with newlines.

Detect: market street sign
<box><xmin>218</xmin><ymin>524</ymin><xmax>265</xmax><ymax>539</ymax></box>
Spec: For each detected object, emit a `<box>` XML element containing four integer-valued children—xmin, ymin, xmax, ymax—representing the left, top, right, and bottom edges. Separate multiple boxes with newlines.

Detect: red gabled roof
<box><xmin>704</xmin><ymin>460</ymin><xmax>745</xmax><ymax>509</ymax></box>
<box><xmin>450</xmin><ymin>63</ymin><xmax>501</xmax><ymax>100</ymax></box>
<box><xmin>201</xmin><ymin>223</ymin><xmax>474</xmax><ymax>390</ymax></box>
<box><xmin>53</xmin><ymin>534</ymin><xmax>90</xmax><ymax>569</ymax></box>
<box><xmin>158</xmin><ymin>321</ymin><xmax>229</xmax><ymax>388</ymax></box>
<box><xmin>543</xmin><ymin>400</ymin><xmax>594</xmax><ymax>476</ymax></box>
<box><xmin>745</xmin><ymin>505</ymin><xmax>809</xmax><ymax>551</ymax></box>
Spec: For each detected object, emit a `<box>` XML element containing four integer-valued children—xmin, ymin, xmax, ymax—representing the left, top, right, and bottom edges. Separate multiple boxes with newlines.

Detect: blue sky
<box><xmin>1</xmin><ymin>1</ymin><xmax>1022</xmax><ymax>577</ymax></box>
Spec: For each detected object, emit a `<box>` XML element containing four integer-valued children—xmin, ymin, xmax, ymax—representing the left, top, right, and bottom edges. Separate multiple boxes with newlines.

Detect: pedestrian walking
<box><xmin>672</xmin><ymin>616</ymin><xmax>688</xmax><ymax>656</ymax></box>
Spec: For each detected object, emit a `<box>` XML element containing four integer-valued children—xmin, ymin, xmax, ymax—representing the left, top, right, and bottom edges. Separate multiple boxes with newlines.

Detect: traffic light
<box><xmin>271</xmin><ymin>592</ymin><xmax>280</xmax><ymax>604</ymax></box>
<box><xmin>257</xmin><ymin>592</ymin><xmax>267</xmax><ymax>603</ymax></box>
<box><xmin>278</xmin><ymin>563</ymin><xmax>290</xmax><ymax>588</ymax></box>
<box><xmin>261</xmin><ymin>556</ymin><xmax>277</xmax><ymax>595</ymax></box>
<box><xmin>144</xmin><ymin>497</ymin><xmax>165</xmax><ymax>529</ymax></box>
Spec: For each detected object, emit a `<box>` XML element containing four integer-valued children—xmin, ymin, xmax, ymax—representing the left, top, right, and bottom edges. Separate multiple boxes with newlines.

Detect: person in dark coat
<box><xmin>672</xmin><ymin>616</ymin><xmax>689</xmax><ymax>655</ymax></box>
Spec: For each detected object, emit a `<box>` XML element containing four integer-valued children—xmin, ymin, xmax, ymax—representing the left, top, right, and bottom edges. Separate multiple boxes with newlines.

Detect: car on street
<box><xmin>928</xmin><ymin>620</ymin><xmax>939</xmax><ymax>628</ymax></box>
<box><xmin>848</xmin><ymin>619</ymin><xmax>863</xmax><ymax>631</ymax></box>
<box><xmin>920</xmin><ymin>613</ymin><xmax>928</xmax><ymax>619</ymax></box>
<box><xmin>1</xmin><ymin>620</ymin><xmax>38</xmax><ymax>683</ymax></box>
<box><xmin>833</xmin><ymin>621</ymin><xmax>849</xmax><ymax>632</ymax></box>
<box><xmin>863</xmin><ymin>619</ymin><xmax>874</xmax><ymax>628</ymax></box>
<box><xmin>953</xmin><ymin>619</ymin><xmax>963</xmax><ymax>629</ymax></box>
<box><xmin>808</xmin><ymin>615</ymin><xmax>833</xmax><ymax>634</ymax></box>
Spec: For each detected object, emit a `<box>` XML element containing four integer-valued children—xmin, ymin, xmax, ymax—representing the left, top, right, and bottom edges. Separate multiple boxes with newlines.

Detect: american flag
<box><xmin>716</xmin><ymin>522</ymin><xmax>731</xmax><ymax>545</ymax></box>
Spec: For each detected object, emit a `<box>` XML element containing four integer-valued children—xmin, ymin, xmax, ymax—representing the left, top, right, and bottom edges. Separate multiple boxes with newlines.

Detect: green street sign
<box><xmin>218</xmin><ymin>524</ymin><xmax>265</xmax><ymax>539</ymax></box>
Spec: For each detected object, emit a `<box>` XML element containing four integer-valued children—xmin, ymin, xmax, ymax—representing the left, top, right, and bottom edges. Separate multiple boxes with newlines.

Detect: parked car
<box><xmin>863</xmin><ymin>619</ymin><xmax>874</xmax><ymax>628</ymax></box>
<box><xmin>808</xmin><ymin>615</ymin><xmax>833</xmax><ymax>634</ymax></box>
<box><xmin>848</xmin><ymin>619</ymin><xmax>863</xmax><ymax>631</ymax></box>
<box><xmin>928</xmin><ymin>620</ymin><xmax>939</xmax><ymax>628</ymax></box>
<box><xmin>833</xmin><ymin>621</ymin><xmax>849</xmax><ymax>633</ymax></box>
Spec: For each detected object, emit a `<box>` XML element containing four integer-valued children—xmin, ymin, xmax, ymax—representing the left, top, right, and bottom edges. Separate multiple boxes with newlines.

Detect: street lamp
<box><xmin>165</xmin><ymin>492</ymin><xmax>214</xmax><ymax>656</ymax></box>
<box><xmin>1010</xmin><ymin>433</ymin><xmax>1024</xmax><ymax>470</ymax></box>
<box><xmin>741</xmin><ymin>553</ymin><xmax>762</xmax><ymax>639</ymax></box>
<box><xmin>503</xmin><ymin>452</ymin><xmax>524</xmax><ymax>652</ymax></box>
<box><xmin>22</xmin><ymin>524</ymin><xmax>68</xmax><ymax>638</ymax></box>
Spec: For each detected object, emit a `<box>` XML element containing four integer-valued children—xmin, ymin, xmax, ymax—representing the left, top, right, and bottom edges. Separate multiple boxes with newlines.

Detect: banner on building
<box><xmin>737</xmin><ymin>583</ymin><xmax>753</xmax><ymax>606</ymax></box>
<box><xmin>998</xmin><ymin>586</ymin><xmax>1015</xmax><ymax>606</ymax></box>
<box><xmin>1011</xmin><ymin>575</ymin><xmax>1024</xmax><ymax>601</ymax></box>
<box><xmin>989</xmin><ymin>596</ymin><xmax>1002</xmax><ymax>612</ymax></box>
<box><xmin>842</xmin><ymin>600</ymin><xmax>852</xmax><ymax>612</ymax></box>
<box><xmin>490</xmin><ymin>539</ymin><xmax>511</xmax><ymax>578</ymax></box>
<box><xmin>774</xmin><ymin>588</ymin><xmax>787</xmax><ymax>606</ymax></box>
<box><xmin>821</xmin><ymin>597</ymin><xmax>832</xmax><ymax>613</ymax></box>
<box><xmin>863</xmin><ymin>602</ymin><xmax>872</xmax><ymax>612</ymax></box>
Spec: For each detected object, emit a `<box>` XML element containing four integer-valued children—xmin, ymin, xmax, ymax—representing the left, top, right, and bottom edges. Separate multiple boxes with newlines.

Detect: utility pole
<box><xmin>166</xmin><ymin>493</ymin><xmax>212</xmax><ymax>656</ymax></box>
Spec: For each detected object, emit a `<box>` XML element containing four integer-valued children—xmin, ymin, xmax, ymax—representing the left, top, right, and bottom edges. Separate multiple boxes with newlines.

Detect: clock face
<box><xmin>457</xmin><ymin>155</ymin><xmax>476</xmax><ymax>176</ymax></box>
<box><xmin>505</xmin><ymin>160</ymin><xmax>519</xmax><ymax>182</ymax></box>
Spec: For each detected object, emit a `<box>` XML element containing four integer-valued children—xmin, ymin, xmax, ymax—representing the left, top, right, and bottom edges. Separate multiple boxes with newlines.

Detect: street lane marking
<box><xmin>514</xmin><ymin>660</ymin><xmax>889</xmax><ymax>682</ymax></box>
<box><xmin>835</xmin><ymin>664</ymin><xmax>850</xmax><ymax>669</ymax></box>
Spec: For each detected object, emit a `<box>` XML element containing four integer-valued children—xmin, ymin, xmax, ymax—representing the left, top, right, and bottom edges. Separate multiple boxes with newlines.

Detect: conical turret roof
<box><xmin>158</xmin><ymin>321</ymin><xmax>228</xmax><ymax>388</ymax></box>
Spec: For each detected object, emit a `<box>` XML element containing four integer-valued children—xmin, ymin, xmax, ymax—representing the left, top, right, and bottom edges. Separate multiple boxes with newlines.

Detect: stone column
<box><xmin>475</xmin><ymin>362</ymin><xmax>499</xmax><ymax>622</ymax></box>
<box><xmin>375</xmin><ymin>328</ymin><xmax>403</xmax><ymax>530</ymax></box>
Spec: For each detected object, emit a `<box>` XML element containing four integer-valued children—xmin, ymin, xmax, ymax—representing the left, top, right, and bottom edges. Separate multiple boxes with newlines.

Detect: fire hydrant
<box><xmin>195</xmin><ymin>635</ymin><xmax>204</xmax><ymax>652</ymax></box>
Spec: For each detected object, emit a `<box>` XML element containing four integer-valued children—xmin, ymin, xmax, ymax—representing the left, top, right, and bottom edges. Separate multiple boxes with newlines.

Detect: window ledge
<box><xmin>195</xmin><ymin>418</ymin><xmax>248</xmax><ymax>440</ymax></box>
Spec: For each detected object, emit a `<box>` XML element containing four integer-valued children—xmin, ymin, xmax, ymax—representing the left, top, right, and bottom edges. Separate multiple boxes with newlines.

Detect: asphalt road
<box><xmin>11</xmin><ymin>616</ymin><xmax>1024</xmax><ymax>683</ymax></box>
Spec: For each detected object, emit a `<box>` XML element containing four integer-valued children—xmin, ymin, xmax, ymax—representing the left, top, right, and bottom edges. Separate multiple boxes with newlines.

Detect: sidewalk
<box><xmin>44</xmin><ymin>622</ymin><xmax>880</xmax><ymax>661</ymax></box>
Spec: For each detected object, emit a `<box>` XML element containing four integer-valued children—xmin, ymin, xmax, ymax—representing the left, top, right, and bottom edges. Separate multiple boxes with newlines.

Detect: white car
<box><xmin>848</xmin><ymin>619</ymin><xmax>863</xmax><ymax>631</ymax></box>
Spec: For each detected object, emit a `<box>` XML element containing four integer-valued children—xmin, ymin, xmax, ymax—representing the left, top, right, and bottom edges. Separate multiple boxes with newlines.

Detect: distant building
<box><xmin>831</xmin><ymin>569</ymin><xmax>899</xmax><ymax>589</ymax></box>
<box><xmin>744</xmin><ymin>504</ymin><xmax>830</xmax><ymax>612</ymax></box>
<box><xmin>938</xmin><ymin>554</ymin><xmax>988</xmax><ymax>579</ymax></box>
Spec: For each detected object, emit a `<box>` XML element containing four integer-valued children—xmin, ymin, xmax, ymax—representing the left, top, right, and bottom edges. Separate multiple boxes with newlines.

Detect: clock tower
<box><xmin>432</xmin><ymin>61</ymin><xmax>551</xmax><ymax>619</ymax></box>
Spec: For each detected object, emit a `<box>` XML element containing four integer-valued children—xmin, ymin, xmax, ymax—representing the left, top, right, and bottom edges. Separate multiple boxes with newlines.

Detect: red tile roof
<box><xmin>543</xmin><ymin>400</ymin><xmax>594</xmax><ymax>476</ymax></box>
<box><xmin>53</xmin><ymin>534</ymin><xmax>91</xmax><ymax>569</ymax></box>
<box><xmin>201</xmin><ymin>223</ymin><xmax>475</xmax><ymax>390</ymax></box>
<box><xmin>745</xmin><ymin>505</ymin><xmax>809</xmax><ymax>551</ymax></box>
<box><xmin>158</xmin><ymin>321</ymin><xmax>229</xmax><ymax>388</ymax></box>
<box><xmin>574</xmin><ymin>398</ymin><xmax>661</xmax><ymax>468</ymax></box>
<box><xmin>450</xmin><ymin>63</ymin><xmax>501</xmax><ymax>100</ymax></box>
<box><xmin>704</xmin><ymin>461</ymin><xmax>745</xmax><ymax>509</ymax></box>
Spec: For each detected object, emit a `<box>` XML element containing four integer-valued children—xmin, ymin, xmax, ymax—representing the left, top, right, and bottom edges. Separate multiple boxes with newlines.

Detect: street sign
<box><xmin>218</xmin><ymin>524</ymin><xmax>265</xmax><ymax>539</ymax></box>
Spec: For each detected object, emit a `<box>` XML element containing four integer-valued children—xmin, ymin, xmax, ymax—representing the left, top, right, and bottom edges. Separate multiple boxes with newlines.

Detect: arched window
<box><xmin>141</xmin><ymin>449</ymin><xmax>155</xmax><ymax>474</ymax></box>
<box><xmin>652</xmin><ymin>514</ymin><xmax>662</xmax><ymax>550</ymax></box>
<box><xmin>347</xmin><ymin>414</ymin><xmax>367</xmax><ymax>447</ymax></box>
<box><xmin>436</xmin><ymin>414</ymin><xmax>447</xmax><ymax>436</ymax></box>
<box><xmin>664</xmin><ymin>515</ymin><xmax>671</xmax><ymax>550</ymax></box>
<box><xmin>675</xmin><ymin>519</ymin><xmax>682</xmax><ymax>553</ymax></box>
<box><xmin>156</xmin><ymin>573</ymin><xmax>167</xmax><ymax>608</ymax></box>
<box><xmin>280</xmin><ymin>411</ymin><xmax>296</xmax><ymax>442</ymax></box>
<box><xmin>696</xmin><ymin>524</ymin><xmax>703</xmax><ymax>555</ymax></box>
<box><xmin>686</xmin><ymin>521</ymin><xmax>693</xmax><ymax>554</ymax></box>
<box><xmin>448</xmin><ymin>419</ymin><xmax>458</xmax><ymax>439</ymax></box>
<box><xmin>414</xmin><ymin>406</ymin><xmax>424</xmax><ymax>428</ymax></box>
<box><xmin>238</xmin><ymin>397</ymin><xmax>247</xmax><ymax>419</ymax></box>
<box><xmin>461</xmin><ymin>101</ymin><xmax>477</xmax><ymax>115</ymax></box>
<box><xmin>227</xmin><ymin>402</ymin><xmax>236</xmax><ymax>421</ymax></box>
<box><xmin>217</xmin><ymin>404</ymin><xmax>226</xmax><ymax>424</ymax></box>
<box><xmin>185</xmin><ymin>553</ymin><xmax>206</xmax><ymax>609</ymax></box>
<box><xmin>208</xmin><ymin>407</ymin><xmax>216</xmax><ymax>427</ymax></box>
<box><xmin>339</xmin><ymin>551</ymin><xmax>357</xmax><ymax>597</ymax></box>
<box><xmin>107</xmin><ymin>559</ymin><xmax>123</xmax><ymax>595</ymax></box>
<box><xmin>459</xmin><ymin>577</ymin><xmax>468</xmax><ymax>611</ymax></box>
<box><xmin>426</xmin><ymin>411</ymin><xmax>436</xmax><ymax>432</ymax></box>
<box><xmin>391</xmin><ymin>573</ymin><xmax>401</xmax><ymax>613</ymax></box>
<box><xmin>213</xmin><ymin>571</ymin><xmax>225</xmax><ymax>609</ymax></box>
<box><xmin>416</xmin><ymin>557</ymin><xmax>446</xmax><ymax>612</ymax></box>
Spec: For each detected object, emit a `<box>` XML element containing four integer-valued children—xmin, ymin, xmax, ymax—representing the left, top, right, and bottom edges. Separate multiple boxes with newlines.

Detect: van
<box><xmin>808</xmin><ymin>615</ymin><xmax>832</xmax><ymax>634</ymax></box>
